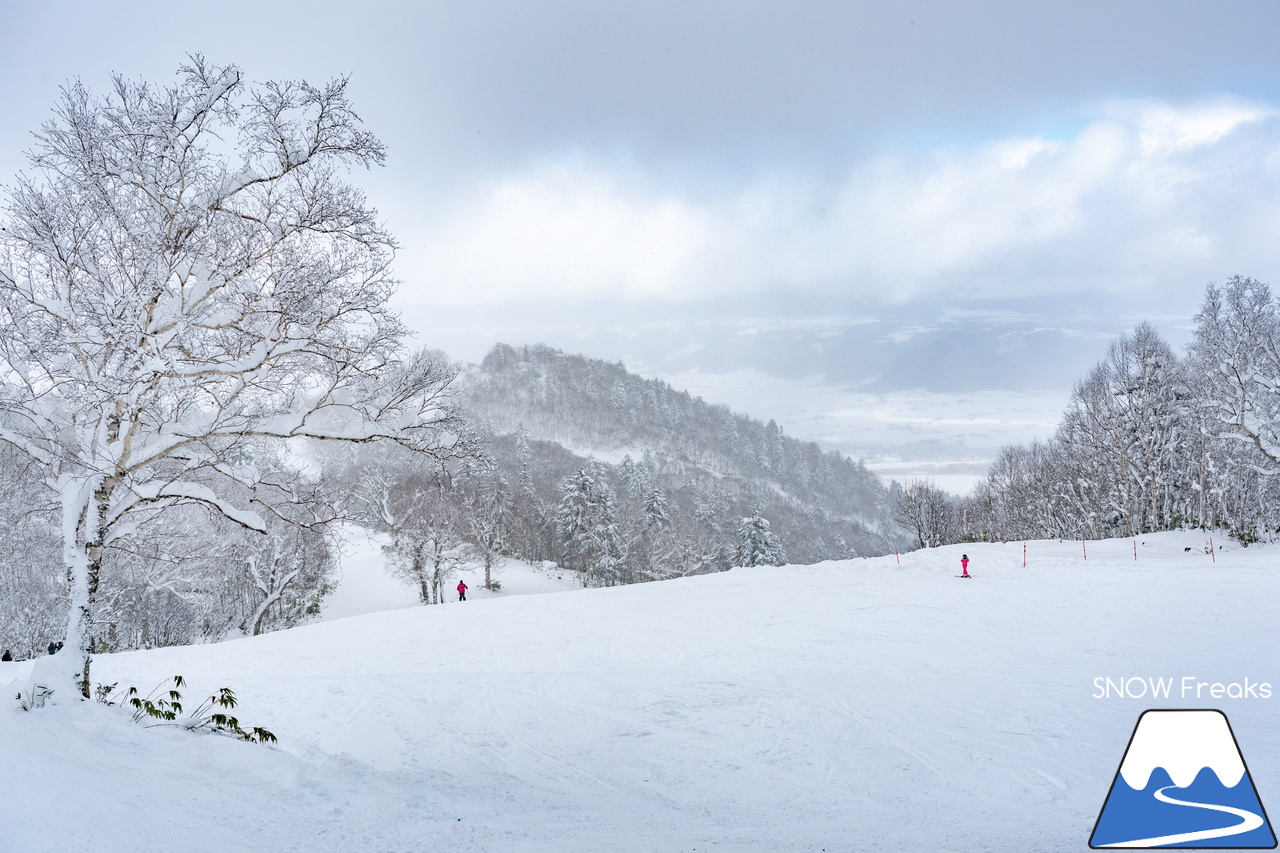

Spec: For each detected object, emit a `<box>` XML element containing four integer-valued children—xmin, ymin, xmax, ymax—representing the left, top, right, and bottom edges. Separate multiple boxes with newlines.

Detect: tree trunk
<box><xmin>410</xmin><ymin>546</ymin><xmax>430</xmax><ymax>605</ymax></box>
<box><xmin>62</xmin><ymin>480</ymin><xmax>109</xmax><ymax>699</ymax></box>
<box><xmin>250</xmin><ymin>576</ymin><xmax>295</xmax><ymax>636</ymax></box>
<box><xmin>64</xmin><ymin>549</ymin><xmax>98</xmax><ymax>698</ymax></box>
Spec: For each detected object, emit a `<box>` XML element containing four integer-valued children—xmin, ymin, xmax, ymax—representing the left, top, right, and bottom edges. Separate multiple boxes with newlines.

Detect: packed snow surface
<box><xmin>2</xmin><ymin>533</ymin><xmax>1278</xmax><ymax>852</ymax></box>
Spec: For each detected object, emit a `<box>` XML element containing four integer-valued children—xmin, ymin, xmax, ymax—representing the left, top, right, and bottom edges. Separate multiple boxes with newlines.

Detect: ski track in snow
<box><xmin>1</xmin><ymin>532</ymin><xmax>1278</xmax><ymax>851</ymax></box>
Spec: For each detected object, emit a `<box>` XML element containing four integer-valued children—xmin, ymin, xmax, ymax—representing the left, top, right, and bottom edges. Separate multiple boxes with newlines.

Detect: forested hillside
<box><xmin>461</xmin><ymin>343</ymin><xmax>902</xmax><ymax>572</ymax></box>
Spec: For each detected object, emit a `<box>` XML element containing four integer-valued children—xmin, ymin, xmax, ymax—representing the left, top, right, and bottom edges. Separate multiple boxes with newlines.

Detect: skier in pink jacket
<box><xmin>960</xmin><ymin>554</ymin><xmax>971</xmax><ymax>578</ymax></box>
<box><xmin>457</xmin><ymin>580</ymin><xmax>468</xmax><ymax>601</ymax></box>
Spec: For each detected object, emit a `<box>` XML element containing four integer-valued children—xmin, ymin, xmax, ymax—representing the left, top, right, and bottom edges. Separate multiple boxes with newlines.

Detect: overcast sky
<box><xmin>4</xmin><ymin>1</ymin><xmax>1280</xmax><ymax>471</ymax></box>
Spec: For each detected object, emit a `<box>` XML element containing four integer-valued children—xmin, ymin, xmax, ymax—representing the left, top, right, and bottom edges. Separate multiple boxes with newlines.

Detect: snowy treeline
<box><xmin>896</xmin><ymin>277</ymin><xmax>1280</xmax><ymax>547</ymax></box>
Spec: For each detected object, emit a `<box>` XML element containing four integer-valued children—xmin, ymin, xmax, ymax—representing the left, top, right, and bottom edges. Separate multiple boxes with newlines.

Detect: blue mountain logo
<box><xmin>1091</xmin><ymin>709</ymin><xmax>1276</xmax><ymax>848</ymax></box>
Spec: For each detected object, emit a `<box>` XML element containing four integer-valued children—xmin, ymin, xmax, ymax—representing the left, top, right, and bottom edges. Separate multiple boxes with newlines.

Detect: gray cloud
<box><xmin>3</xmin><ymin>1</ymin><xmax>1277</xmax><ymax>460</ymax></box>
<box><xmin>398</xmin><ymin>98</ymin><xmax>1280</xmax><ymax>306</ymax></box>
<box><xmin>5</xmin><ymin>2</ymin><xmax>1280</xmax><ymax>175</ymax></box>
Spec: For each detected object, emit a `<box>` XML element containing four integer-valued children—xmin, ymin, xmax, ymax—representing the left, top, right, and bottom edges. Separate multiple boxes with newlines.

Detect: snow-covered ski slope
<box><xmin>2</xmin><ymin>532</ymin><xmax>1277</xmax><ymax>852</ymax></box>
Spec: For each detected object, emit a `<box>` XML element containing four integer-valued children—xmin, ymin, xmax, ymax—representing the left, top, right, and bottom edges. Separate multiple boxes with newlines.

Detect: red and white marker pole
<box><xmin>1209</xmin><ymin>536</ymin><xmax>1216</xmax><ymax>563</ymax></box>
<box><xmin>894</xmin><ymin>547</ymin><xmax>900</xmax><ymax>565</ymax></box>
<box><xmin>1082</xmin><ymin>540</ymin><xmax>1087</xmax><ymax>561</ymax></box>
<box><xmin>1023</xmin><ymin>542</ymin><xmax>1027</xmax><ymax>567</ymax></box>
<box><xmin>1133</xmin><ymin>539</ymin><xmax>1137</xmax><ymax>561</ymax></box>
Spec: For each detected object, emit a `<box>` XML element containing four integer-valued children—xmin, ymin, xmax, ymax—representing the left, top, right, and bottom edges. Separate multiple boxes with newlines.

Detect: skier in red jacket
<box><xmin>457</xmin><ymin>580</ymin><xmax>468</xmax><ymax>601</ymax></box>
<box><xmin>960</xmin><ymin>554</ymin><xmax>971</xmax><ymax>578</ymax></box>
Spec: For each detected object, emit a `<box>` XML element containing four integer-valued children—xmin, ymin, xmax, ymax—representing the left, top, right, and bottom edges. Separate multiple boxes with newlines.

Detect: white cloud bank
<box><xmin>406</xmin><ymin>97</ymin><xmax>1279</xmax><ymax>305</ymax></box>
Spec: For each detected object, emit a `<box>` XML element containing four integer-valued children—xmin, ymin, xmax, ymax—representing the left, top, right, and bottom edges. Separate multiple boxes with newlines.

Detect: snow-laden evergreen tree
<box><xmin>609</xmin><ymin>380</ymin><xmax>629</xmax><ymax>410</ymax></box>
<box><xmin>556</xmin><ymin>466</ymin><xmax>626</xmax><ymax>586</ymax></box>
<box><xmin>0</xmin><ymin>58</ymin><xmax>470</xmax><ymax>696</ymax></box>
<box><xmin>643</xmin><ymin>485</ymin><xmax>671</xmax><ymax>531</ymax></box>
<box><xmin>736</xmin><ymin>509</ymin><xmax>786</xmax><ymax>567</ymax></box>
<box><xmin>618</xmin><ymin>455</ymin><xmax>649</xmax><ymax>496</ymax></box>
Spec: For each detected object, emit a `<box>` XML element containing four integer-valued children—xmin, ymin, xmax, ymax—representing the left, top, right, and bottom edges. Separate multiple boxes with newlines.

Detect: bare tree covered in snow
<box><xmin>385</xmin><ymin>492</ymin><xmax>469</xmax><ymax>605</ymax></box>
<box><xmin>892</xmin><ymin>479</ymin><xmax>953</xmax><ymax>549</ymax></box>
<box><xmin>1192</xmin><ymin>276</ymin><xmax>1280</xmax><ymax>467</ymax></box>
<box><xmin>457</xmin><ymin>458</ymin><xmax>510</xmax><ymax>590</ymax></box>
<box><xmin>1061</xmin><ymin>322</ymin><xmax>1189</xmax><ymax>535</ymax></box>
<box><xmin>0</xmin><ymin>58</ymin><xmax>469</xmax><ymax>696</ymax></box>
<box><xmin>0</xmin><ymin>444</ymin><xmax>64</xmax><ymax>657</ymax></box>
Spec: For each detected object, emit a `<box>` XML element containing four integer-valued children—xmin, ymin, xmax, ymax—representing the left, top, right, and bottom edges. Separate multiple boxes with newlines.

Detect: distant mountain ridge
<box><xmin>462</xmin><ymin>343</ymin><xmax>902</xmax><ymax>565</ymax></box>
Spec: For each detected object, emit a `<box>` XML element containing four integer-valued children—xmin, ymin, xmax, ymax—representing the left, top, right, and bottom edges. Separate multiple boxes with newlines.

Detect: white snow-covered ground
<box><xmin>3</xmin><ymin>532</ymin><xmax>1278</xmax><ymax>852</ymax></box>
